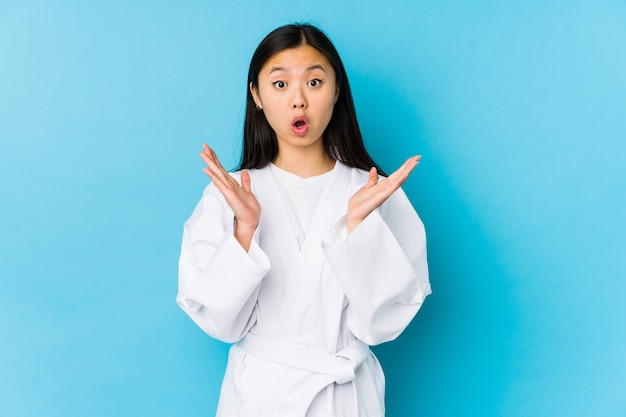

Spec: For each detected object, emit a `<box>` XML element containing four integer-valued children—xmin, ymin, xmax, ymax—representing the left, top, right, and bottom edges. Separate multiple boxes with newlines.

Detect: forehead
<box><xmin>261</xmin><ymin>44</ymin><xmax>334</xmax><ymax>74</ymax></box>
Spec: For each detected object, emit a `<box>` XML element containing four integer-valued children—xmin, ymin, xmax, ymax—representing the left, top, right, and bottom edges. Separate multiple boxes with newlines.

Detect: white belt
<box><xmin>237</xmin><ymin>334</ymin><xmax>371</xmax><ymax>385</ymax></box>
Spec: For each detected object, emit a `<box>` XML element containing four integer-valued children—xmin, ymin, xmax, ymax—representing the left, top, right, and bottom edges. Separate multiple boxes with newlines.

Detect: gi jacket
<box><xmin>177</xmin><ymin>161</ymin><xmax>431</xmax><ymax>417</ymax></box>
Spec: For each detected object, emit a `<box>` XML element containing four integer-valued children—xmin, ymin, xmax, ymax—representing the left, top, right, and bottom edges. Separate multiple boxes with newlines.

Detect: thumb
<box><xmin>366</xmin><ymin>167</ymin><xmax>378</xmax><ymax>186</ymax></box>
<box><xmin>240</xmin><ymin>170</ymin><xmax>252</xmax><ymax>192</ymax></box>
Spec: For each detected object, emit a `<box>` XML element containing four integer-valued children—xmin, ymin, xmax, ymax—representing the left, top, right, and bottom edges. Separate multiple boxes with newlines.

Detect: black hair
<box><xmin>239</xmin><ymin>23</ymin><xmax>386</xmax><ymax>176</ymax></box>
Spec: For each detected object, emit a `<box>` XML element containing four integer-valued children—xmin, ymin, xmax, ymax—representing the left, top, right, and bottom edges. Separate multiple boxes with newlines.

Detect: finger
<box><xmin>202</xmin><ymin>166</ymin><xmax>214</xmax><ymax>178</ymax></box>
<box><xmin>373</xmin><ymin>156</ymin><xmax>420</xmax><ymax>199</ymax></box>
<box><xmin>388</xmin><ymin>155</ymin><xmax>420</xmax><ymax>184</ymax></box>
<box><xmin>200</xmin><ymin>144</ymin><xmax>222</xmax><ymax>166</ymax></box>
<box><xmin>240</xmin><ymin>170</ymin><xmax>252</xmax><ymax>192</ymax></box>
<box><xmin>398</xmin><ymin>155</ymin><xmax>420</xmax><ymax>180</ymax></box>
<box><xmin>366</xmin><ymin>167</ymin><xmax>378</xmax><ymax>186</ymax></box>
<box><xmin>209</xmin><ymin>147</ymin><xmax>227</xmax><ymax>172</ymax></box>
<box><xmin>201</xmin><ymin>160</ymin><xmax>224</xmax><ymax>180</ymax></box>
<box><xmin>199</xmin><ymin>152</ymin><xmax>222</xmax><ymax>181</ymax></box>
<box><xmin>199</xmin><ymin>150</ymin><xmax>213</xmax><ymax>166</ymax></box>
<box><xmin>201</xmin><ymin>167</ymin><xmax>224</xmax><ymax>186</ymax></box>
<box><xmin>208</xmin><ymin>148</ymin><xmax>236</xmax><ymax>186</ymax></box>
<box><xmin>201</xmin><ymin>144</ymin><xmax>217</xmax><ymax>161</ymax></box>
<box><xmin>200</xmin><ymin>147</ymin><xmax>231</xmax><ymax>184</ymax></box>
<box><xmin>399</xmin><ymin>155</ymin><xmax>420</xmax><ymax>174</ymax></box>
<box><xmin>199</xmin><ymin>150</ymin><xmax>221</xmax><ymax>171</ymax></box>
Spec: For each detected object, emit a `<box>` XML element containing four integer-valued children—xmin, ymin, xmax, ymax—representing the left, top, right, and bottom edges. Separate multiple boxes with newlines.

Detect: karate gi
<box><xmin>177</xmin><ymin>161</ymin><xmax>431</xmax><ymax>417</ymax></box>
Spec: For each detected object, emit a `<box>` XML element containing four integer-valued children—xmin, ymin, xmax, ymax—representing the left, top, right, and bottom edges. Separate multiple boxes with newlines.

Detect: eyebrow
<box><xmin>306</xmin><ymin>64</ymin><xmax>327</xmax><ymax>72</ymax></box>
<box><xmin>268</xmin><ymin>64</ymin><xmax>327</xmax><ymax>75</ymax></box>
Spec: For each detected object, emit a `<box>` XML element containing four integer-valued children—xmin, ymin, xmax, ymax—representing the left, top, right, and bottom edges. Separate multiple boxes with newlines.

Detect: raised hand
<box><xmin>199</xmin><ymin>144</ymin><xmax>261</xmax><ymax>251</ymax></box>
<box><xmin>347</xmin><ymin>155</ymin><xmax>421</xmax><ymax>233</ymax></box>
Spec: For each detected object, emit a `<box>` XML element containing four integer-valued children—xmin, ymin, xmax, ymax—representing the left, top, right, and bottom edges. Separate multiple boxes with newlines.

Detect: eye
<box><xmin>308</xmin><ymin>79</ymin><xmax>322</xmax><ymax>87</ymax></box>
<box><xmin>272</xmin><ymin>80</ymin><xmax>287</xmax><ymax>89</ymax></box>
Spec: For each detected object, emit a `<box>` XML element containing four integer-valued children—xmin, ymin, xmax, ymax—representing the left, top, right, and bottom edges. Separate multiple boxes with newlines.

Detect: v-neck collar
<box><xmin>269</xmin><ymin>162</ymin><xmax>336</xmax><ymax>184</ymax></box>
<box><xmin>269</xmin><ymin>163</ymin><xmax>335</xmax><ymax>249</ymax></box>
<box><xmin>254</xmin><ymin>161</ymin><xmax>351</xmax><ymax>254</ymax></box>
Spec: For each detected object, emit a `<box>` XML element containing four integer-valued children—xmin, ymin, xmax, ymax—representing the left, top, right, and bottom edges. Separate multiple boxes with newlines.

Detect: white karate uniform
<box><xmin>177</xmin><ymin>161</ymin><xmax>431</xmax><ymax>417</ymax></box>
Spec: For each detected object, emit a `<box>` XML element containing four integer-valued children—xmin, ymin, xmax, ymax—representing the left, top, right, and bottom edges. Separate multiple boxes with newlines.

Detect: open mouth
<box><xmin>291</xmin><ymin>116</ymin><xmax>309</xmax><ymax>135</ymax></box>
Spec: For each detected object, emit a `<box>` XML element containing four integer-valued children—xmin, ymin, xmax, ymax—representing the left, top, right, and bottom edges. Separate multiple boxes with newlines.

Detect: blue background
<box><xmin>1</xmin><ymin>1</ymin><xmax>625</xmax><ymax>416</ymax></box>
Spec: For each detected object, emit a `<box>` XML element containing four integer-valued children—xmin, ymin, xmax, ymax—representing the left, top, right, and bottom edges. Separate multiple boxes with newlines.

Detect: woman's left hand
<box><xmin>347</xmin><ymin>155</ymin><xmax>421</xmax><ymax>233</ymax></box>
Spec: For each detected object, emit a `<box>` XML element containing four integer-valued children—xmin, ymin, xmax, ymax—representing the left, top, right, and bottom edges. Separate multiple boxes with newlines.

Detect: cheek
<box><xmin>256</xmin><ymin>92</ymin><xmax>280</xmax><ymax>120</ymax></box>
<box><xmin>323</xmin><ymin>96</ymin><xmax>337</xmax><ymax>119</ymax></box>
<box><xmin>261</xmin><ymin>108</ymin><xmax>285</xmax><ymax>133</ymax></box>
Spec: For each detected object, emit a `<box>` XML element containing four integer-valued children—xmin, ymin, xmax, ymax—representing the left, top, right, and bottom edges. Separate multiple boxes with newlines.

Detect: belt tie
<box><xmin>237</xmin><ymin>334</ymin><xmax>370</xmax><ymax>385</ymax></box>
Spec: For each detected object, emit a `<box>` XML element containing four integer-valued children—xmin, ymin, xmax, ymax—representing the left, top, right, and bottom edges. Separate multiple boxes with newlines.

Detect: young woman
<box><xmin>177</xmin><ymin>23</ymin><xmax>431</xmax><ymax>417</ymax></box>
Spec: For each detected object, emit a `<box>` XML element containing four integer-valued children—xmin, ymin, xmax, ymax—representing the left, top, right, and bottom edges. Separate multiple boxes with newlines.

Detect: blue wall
<box><xmin>1</xmin><ymin>1</ymin><xmax>624</xmax><ymax>416</ymax></box>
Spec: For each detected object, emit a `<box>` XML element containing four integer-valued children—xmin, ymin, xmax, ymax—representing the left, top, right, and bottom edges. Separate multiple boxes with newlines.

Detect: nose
<box><xmin>291</xmin><ymin>86</ymin><xmax>306</xmax><ymax>109</ymax></box>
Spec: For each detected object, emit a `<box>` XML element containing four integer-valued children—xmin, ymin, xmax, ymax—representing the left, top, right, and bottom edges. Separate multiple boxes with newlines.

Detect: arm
<box><xmin>322</xmin><ymin>180</ymin><xmax>431</xmax><ymax>346</ymax></box>
<box><xmin>177</xmin><ymin>175</ymin><xmax>270</xmax><ymax>343</ymax></box>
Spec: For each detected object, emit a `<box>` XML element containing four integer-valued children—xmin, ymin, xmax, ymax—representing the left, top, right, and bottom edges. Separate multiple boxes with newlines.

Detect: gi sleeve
<box><xmin>321</xmin><ymin>188</ymin><xmax>431</xmax><ymax>346</ymax></box>
<box><xmin>177</xmin><ymin>180</ymin><xmax>270</xmax><ymax>343</ymax></box>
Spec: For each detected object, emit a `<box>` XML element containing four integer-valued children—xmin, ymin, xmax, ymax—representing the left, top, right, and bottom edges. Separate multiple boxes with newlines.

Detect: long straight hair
<box><xmin>239</xmin><ymin>24</ymin><xmax>386</xmax><ymax>176</ymax></box>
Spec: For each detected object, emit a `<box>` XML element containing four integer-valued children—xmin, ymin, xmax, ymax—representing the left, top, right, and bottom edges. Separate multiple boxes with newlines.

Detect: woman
<box><xmin>177</xmin><ymin>23</ymin><xmax>431</xmax><ymax>417</ymax></box>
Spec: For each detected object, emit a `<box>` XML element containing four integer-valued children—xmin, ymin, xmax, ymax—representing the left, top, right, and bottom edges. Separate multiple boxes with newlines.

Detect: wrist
<box><xmin>234</xmin><ymin>220</ymin><xmax>257</xmax><ymax>252</ymax></box>
<box><xmin>346</xmin><ymin>216</ymin><xmax>362</xmax><ymax>234</ymax></box>
<box><xmin>235</xmin><ymin>220</ymin><xmax>258</xmax><ymax>234</ymax></box>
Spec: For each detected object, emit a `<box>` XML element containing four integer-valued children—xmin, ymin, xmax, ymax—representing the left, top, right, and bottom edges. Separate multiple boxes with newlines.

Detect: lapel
<box><xmin>253</xmin><ymin>162</ymin><xmax>353</xmax><ymax>336</ymax></box>
<box><xmin>252</xmin><ymin>166</ymin><xmax>300</xmax><ymax>275</ymax></box>
<box><xmin>299</xmin><ymin>161</ymin><xmax>351</xmax><ymax>253</ymax></box>
<box><xmin>253</xmin><ymin>162</ymin><xmax>352</xmax><ymax>255</ymax></box>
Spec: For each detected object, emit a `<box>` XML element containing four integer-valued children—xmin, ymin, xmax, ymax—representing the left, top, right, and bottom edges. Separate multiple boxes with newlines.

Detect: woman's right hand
<box><xmin>199</xmin><ymin>144</ymin><xmax>260</xmax><ymax>251</ymax></box>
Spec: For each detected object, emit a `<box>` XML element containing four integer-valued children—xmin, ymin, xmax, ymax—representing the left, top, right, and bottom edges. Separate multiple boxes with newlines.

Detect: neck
<box><xmin>273</xmin><ymin>147</ymin><xmax>336</xmax><ymax>178</ymax></box>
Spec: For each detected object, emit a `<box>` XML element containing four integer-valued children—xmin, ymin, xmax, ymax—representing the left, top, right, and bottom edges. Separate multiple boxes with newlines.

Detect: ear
<box><xmin>250</xmin><ymin>82</ymin><xmax>262</xmax><ymax>109</ymax></box>
<box><xmin>334</xmin><ymin>86</ymin><xmax>340</xmax><ymax>104</ymax></box>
